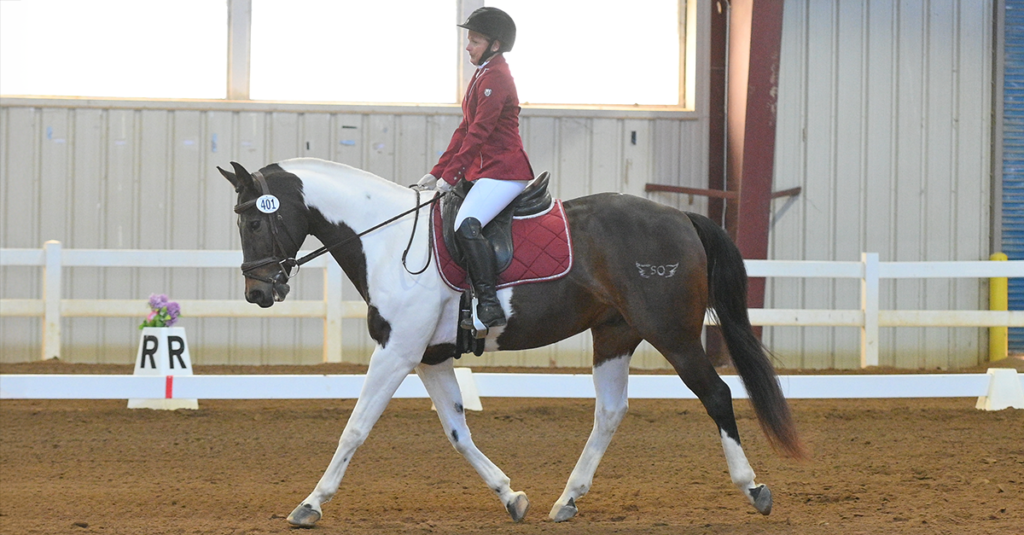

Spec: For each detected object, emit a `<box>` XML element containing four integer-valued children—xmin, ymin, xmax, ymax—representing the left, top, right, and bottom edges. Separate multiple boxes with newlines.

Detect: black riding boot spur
<box><xmin>455</xmin><ymin>217</ymin><xmax>506</xmax><ymax>328</ymax></box>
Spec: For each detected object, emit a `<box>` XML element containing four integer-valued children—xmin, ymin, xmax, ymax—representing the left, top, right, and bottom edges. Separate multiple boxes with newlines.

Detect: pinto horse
<box><xmin>219</xmin><ymin>158</ymin><xmax>804</xmax><ymax>527</ymax></box>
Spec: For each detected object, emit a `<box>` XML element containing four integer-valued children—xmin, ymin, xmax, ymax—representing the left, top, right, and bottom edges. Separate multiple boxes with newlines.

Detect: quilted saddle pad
<box><xmin>433</xmin><ymin>200</ymin><xmax>573</xmax><ymax>291</ymax></box>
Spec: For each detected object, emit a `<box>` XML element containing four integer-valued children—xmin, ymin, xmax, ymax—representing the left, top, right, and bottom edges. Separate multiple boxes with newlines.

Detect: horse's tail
<box><xmin>685</xmin><ymin>212</ymin><xmax>806</xmax><ymax>459</ymax></box>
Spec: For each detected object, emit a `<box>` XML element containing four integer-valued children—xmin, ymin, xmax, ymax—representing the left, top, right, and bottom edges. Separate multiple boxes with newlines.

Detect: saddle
<box><xmin>440</xmin><ymin>172</ymin><xmax>553</xmax><ymax>273</ymax></box>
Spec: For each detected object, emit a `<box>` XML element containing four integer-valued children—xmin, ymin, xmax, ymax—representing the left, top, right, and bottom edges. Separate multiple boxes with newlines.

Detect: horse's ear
<box><xmin>217</xmin><ymin>165</ymin><xmax>239</xmax><ymax>190</ymax></box>
<box><xmin>219</xmin><ymin>161</ymin><xmax>254</xmax><ymax>193</ymax></box>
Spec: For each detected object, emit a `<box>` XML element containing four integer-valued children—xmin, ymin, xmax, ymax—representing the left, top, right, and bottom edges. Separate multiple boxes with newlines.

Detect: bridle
<box><xmin>234</xmin><ymin>170</ymin><xmax>443</xmax><ymax>288</ymax></box>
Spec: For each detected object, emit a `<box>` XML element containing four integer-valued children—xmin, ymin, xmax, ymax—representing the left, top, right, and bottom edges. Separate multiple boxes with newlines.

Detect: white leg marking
<box><xmin>416</xmin><ymin>360</ymin><xmax>519</xmax><ymax>504</ymax></box>
<box><xmin>549</xmin><ymin>356</ymin><xmax>630</xmax><ymax>521</ymax></box>
<box><xmin>720</xmin><ymin>430</ymin><xmax>757</xmax><ymax>492</ymax></box>
<box><xmin>298</xmin><ymin>346</ymin><xmax>420</xmax><ymax>515</ymax></box>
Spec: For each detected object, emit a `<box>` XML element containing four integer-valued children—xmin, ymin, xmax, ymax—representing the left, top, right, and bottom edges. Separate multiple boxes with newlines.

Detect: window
<box><xmin>0</xmin><ymin>0</ymin><xmax>227</xmax><ymax>99</ymax></box>
<box><xmin>0</xmin><ymin>0</ymin><xmax>687</xmax><ymax>108</ymax></box>
<box><xmin>249</xmin><ymin>0</ymin><xmax>455</xmax><ymax>103</ymax></box>
<box><xmin>487</xmin><ymin>0</ymin><xmax>681</xmax><ymax>106</ymax></box>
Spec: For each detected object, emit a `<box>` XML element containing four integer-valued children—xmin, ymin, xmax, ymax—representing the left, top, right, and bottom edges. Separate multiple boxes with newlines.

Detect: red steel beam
<box><xmin>726</xmin><ymin>0</ymin><xmax>785</xmax><ymax>312</ymax></box>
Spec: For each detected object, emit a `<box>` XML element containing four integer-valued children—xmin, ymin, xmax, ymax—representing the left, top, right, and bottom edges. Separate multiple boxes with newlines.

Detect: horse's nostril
<box><xmin>247</xmin><ymin>289</ymin><xmax>263</xmax><ymax>303</ymax></box>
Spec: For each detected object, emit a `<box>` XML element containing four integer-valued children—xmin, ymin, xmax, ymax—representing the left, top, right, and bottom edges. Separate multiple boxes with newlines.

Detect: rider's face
<box><xmin>466</xmin><ymin>30</ymin><xmax>499</xmax><ymax>65</ymax></box>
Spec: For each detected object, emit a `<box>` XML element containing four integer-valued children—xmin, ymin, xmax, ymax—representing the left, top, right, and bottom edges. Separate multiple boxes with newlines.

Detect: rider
<box><xmin>420</xmin><ymin>7</ymin><xmax>533</xmax><ymax>329</ymax></box>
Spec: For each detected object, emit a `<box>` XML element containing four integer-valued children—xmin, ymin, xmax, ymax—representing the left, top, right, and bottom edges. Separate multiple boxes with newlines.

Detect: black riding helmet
<box><xmin>459</xmin><ymin>7</ymin><xmax>516</xmax><ymax>64</ymax></box>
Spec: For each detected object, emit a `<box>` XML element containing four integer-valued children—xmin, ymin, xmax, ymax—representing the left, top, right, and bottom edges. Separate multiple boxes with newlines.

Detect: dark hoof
<box><xmin>286</xmin><ymin>502</ymin><xmax>322</xmax><ymax>527</ymax></box>
<box><xmin>749</xmin><ymin>484</ymin><xmax>772</xmax><ymax>515</ymax></box>
<box><xmin>549</xmin><ymin>497</ymin><xmax>577</xmax><ymax>522</ymax></box>
<box><xmin>505</xmin><ymin>491</ymin><xmax>530</xmax><ymax>522</ymax></box>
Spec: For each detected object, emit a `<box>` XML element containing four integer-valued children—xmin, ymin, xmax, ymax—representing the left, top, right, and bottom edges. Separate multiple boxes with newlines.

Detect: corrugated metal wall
<box><xmin>0</xmin><ymin>101</ymin><xmax>709</xmax><ymax>368</ymax></box>
<box><xmin>0</xmin><ymin>0</ymin><xmax>997</xmax><ymax>369</ymax></box>
<box><xmin>1004</xmin><ymin>0</ymin><xmax>1024</xmax><ymax>350</ymax></box>
<box><xmin>769</xmin><ymin>0</ymin><xmax>994</xmax><ymax>368</ymax></box>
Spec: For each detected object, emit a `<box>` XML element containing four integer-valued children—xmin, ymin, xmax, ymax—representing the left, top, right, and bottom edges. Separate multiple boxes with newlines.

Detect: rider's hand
<box><xmin>413</xmin><ymin>173</ymin><xmax>436</xmax><ymax>190</ymax></box>
<box><xmin>435</xmin><ymin>178</ymin><xmax>453</xmax><ymax>193</ymax></box>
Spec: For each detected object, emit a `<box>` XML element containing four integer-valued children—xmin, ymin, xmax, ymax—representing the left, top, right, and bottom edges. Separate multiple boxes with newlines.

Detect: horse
<box><xmin>218</xmin><ymin>157</ymin><xmax>805</xmax><ymax>527</ymax></box>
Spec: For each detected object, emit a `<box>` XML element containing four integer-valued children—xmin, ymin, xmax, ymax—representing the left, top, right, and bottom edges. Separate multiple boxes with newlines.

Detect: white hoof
<box><xmin>548</xmin><ymin>497</ymin><xmax>578</xmax><ymax>522</ymax></box>
<box><xmin>505</xmin><ymin>491</ymin><xmax>530</xmax><ymax>522</ymax></box>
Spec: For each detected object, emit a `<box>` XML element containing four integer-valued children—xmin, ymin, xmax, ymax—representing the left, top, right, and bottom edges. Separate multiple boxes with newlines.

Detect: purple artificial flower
<box><xmin>165</xmin><ymin>301</ymin><xmax>181</xmax><ymax>327</ymax></box>
<box><xmin>148</xmin><ymin>293</ymin><xmax>169</xmax><ymax>309</ymax></box>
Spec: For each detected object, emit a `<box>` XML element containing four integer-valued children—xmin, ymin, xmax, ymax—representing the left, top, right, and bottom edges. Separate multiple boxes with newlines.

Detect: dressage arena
<box><xmin>1</xmin><ymin>361</ymin><xmax>1021</xmax><ymax>535</ymax></box>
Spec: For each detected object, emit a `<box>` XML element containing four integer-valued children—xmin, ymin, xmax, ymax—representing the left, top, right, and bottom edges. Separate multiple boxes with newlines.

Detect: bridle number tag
<box><xmin>256</xmin><ymin>195</ymin><xmax>280</xmax><ymax>214</ymax></box>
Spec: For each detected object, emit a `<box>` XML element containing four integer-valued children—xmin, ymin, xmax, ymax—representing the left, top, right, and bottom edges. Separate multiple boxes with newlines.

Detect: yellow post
<box><xmin>990</xmin><ymin>252</ymin><xmax>1009</xmax><ymax>362</ymax></box>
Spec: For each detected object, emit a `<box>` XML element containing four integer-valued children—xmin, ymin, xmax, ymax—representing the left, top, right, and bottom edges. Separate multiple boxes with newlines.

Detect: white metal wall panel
<box><xmin>0</xmin><ymin>1</ymin><xmax>994</xmax><ymax>370</ymax></box>
<box><xmin>0</xmin><ymin>101</ymin><xmax>707</xmax><ymax>369</ymax></box>
<box><xmin>769</xmin><ymin>0</ymin><xmax>993</xmax><ymax>369</ymax></box>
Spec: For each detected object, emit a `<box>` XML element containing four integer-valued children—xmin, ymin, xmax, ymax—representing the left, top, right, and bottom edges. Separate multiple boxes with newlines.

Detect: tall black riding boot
<box><xmin>455</xmin><ymin>218</ymin><xmax>506</xmax><ymax>328</ymax></box>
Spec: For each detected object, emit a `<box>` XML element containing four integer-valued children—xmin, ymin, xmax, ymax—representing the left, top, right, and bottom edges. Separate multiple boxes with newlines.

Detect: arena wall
<box><xmin>0</xmin><ymin>0</ymin><xmax>996</xmax><ymax>369</ymax></box>
<box><xmin>767</xmin><ymin>0</ymin><xmax>995</xmax><ymax>368</ymax></box>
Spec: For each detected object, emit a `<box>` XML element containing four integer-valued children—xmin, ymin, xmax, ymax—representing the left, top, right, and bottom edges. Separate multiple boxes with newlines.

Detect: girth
<box><xmin>441</xmin><ymin>172</ymin><xmax>552</xmax><ymax>273</ymax></box>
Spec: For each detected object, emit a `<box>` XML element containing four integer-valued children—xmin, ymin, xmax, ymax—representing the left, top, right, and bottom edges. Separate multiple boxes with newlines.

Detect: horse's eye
<box><xmin>248</xmin><ymin>220</ymin><xmax>261</xmax><ymax>232</ymax></box>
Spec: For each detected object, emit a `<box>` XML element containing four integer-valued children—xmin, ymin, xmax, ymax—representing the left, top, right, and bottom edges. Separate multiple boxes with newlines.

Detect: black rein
<box><xmin>234</xmin><ymin>169</ymin><xmax>443</xmax><ymax>283</ymax></box>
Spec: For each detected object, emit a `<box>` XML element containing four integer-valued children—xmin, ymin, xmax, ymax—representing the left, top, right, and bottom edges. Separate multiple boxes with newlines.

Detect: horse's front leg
<box><xmin>286</xmin><ymin>345</ymin><xmax>420</xmax><ymax>527</ymax></box>
<box><xmin>416</xmin><ymin>359</ymin><xmax>530</xmax><ymax>522</ymax></box>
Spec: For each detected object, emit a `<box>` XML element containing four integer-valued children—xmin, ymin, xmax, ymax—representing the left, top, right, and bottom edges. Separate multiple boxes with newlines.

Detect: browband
<box><xmin>233</xmin><ymin>170</ymin><xmax>271</xmax><ymax>213</ymax></box>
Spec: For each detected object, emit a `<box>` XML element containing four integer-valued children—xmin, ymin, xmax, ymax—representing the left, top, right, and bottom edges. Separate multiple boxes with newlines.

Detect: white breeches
<box><xmin>454</xmin><ymin>178</ymin><xmax>529</xmax><ymax>229</ymax></box>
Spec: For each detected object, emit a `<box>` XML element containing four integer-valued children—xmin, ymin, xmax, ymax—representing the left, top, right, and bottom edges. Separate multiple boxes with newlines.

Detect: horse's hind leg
<box><xmin>549</xmin><ymin>321</ymin><xmax>641</xmax><ymax>522</ymax></box>
<box><xmin>416</xmin><ymin>359</ymin><xmax>530</xmax><ymax>522</ymax></box>
<box><xmin>660</xmin><ymin>338</ymin><xmax>773</xmax><ymax>515</ymax></box>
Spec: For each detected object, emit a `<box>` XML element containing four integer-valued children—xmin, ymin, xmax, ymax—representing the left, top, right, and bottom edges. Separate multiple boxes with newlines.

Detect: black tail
<box><xmin>685</xmin><ymin>212</ymin><xmax>806</xmax><ymax>459</ymax></box>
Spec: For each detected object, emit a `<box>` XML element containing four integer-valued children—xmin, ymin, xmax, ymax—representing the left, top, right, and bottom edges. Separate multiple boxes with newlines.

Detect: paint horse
<box><xmin>219</xmin><ymin>158</ymin><xmax>804</xmax><ymax>527</ymax></box>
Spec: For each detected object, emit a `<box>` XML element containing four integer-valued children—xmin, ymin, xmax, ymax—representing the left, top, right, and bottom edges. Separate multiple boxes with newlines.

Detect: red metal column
<box><xmin>726</xmin><ymin>0</ymin><xmax>785</xmax><ymax>312</ymax></box>
<box><xmin>707</xmin><ymin>0</ymin><xmax>729</xmax><ymax>227</ymax></box>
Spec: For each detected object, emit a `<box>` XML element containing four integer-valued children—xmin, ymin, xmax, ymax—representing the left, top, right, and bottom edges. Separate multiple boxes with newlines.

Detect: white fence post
<box><xmin>323</xmin><ymin>260</ymin><xmax>343</xmax><ymax>363</ymax></box>
<box><xmin>861</xmin><ymin>252</ymin><xmax>879</xmax><ymax>368</ymax></box>
<box><xmin>42</xmin><ymin>241</ymin><xmax>62</xmax><ymax>360</ymax></box>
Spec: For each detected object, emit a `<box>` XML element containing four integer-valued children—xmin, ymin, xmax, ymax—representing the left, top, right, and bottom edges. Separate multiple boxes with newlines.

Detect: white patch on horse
<box><xmin>549</xmin><ymin>355</ymin><xmax>630</xmax><ymax>521</ymax></box>
<box><xmin>279</xmin><ymin>158</ymin><xmax>459</xmax><ymax>349</ymax></box>
<box><xmin>482</xmin><ymin>287</ymin><xmax>515</xmax><ymax>351</ymax></box>
<box><xmin>720</xmin><ymin>429</ymin><xmax>757</xmax><ymax>490</ymax></box>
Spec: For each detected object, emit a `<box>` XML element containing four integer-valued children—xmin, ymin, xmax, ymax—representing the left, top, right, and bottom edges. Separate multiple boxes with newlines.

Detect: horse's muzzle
<box><xmin>245</xmin><ymin>279</ymin><xmax>289</xmax><ymax>307</ymax></box>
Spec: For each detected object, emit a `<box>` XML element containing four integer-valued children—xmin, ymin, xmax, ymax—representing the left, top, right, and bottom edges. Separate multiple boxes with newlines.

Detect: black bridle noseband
<box><xmin>234</xmin><ymin>170</ymin><xmax>442</xmax><ymax>288</ymax></box>
<box><xmin>234</xmin><ymin>170</ymin><xmax>303</xmax><ymax>287</ymax></box>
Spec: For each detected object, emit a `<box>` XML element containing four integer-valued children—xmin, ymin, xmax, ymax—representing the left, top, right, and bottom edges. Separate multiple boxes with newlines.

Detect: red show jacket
<box><xmin>431</xmin><ymin>54</ymin><xmax>534</xmax><ymax>184</ymax></box>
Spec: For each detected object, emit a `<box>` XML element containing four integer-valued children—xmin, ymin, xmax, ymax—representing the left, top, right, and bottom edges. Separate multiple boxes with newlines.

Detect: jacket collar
<box><xmin>476</xmin><ymin>53</ymin><xmax>506</xmax><ymax>72</ymax></box>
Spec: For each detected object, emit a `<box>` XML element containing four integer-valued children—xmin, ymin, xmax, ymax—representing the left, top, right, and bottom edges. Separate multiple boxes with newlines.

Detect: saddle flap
<box><xmin>441</xmin><ymin>173</ymin><xmax>554</xmax><ymax>274</ymax></box>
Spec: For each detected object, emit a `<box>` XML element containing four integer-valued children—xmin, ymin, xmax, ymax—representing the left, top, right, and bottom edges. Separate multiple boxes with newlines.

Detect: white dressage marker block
<box><xmin>455</xmin><ymin>367</ymin><xmax>483</xmax><ymax>411</ymax></box>
<box><xmin>128</xmin><ymin>327</ymin><xmax>198</xmax><ymax>410</ymax></box>
<box><xmin>975</xmin><ymin>368</ymin><xmax>1024</xmax><ymax>411</ymax></box>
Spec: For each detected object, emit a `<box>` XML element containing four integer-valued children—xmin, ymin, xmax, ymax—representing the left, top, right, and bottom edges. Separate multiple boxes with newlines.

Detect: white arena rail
<box><xmin>2</xmin><ymin>371</ymin><xmax>1023</xmax><ymax>411</ymax></box>
<box><xmin>2</xmin><ymin>243</ymin><xmax>1023</xmax><ymax>367</ymax></box>
<box><xmin>0</xmin><ymin>241</ymin><xmax>365</xmax><ymax>363</ymax></box>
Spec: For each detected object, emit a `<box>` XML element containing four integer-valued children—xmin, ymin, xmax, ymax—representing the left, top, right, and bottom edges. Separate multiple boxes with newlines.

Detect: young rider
<box><xmin>420</xmin><ymin>7</ymin><xmax>533</xmax><ymax>328</ymax></box>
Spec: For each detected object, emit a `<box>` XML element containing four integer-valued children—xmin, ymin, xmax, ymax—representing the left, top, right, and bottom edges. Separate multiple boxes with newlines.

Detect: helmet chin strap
<box><xmin>477</xmin><ymin>40</ymin><xmax>499</xmax><ymax>65</ymax></box>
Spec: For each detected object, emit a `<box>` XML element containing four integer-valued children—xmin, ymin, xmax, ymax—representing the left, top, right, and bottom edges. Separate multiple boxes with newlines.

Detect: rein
<box><xmin>235</xmin><ymin>169</ymin><xmax>443</xmax><ymax>284</ymax></box>
<box><xmin>287</xmin><ymin>187</ymin><xmax>442</xmax><ymax>275</ymax></box>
